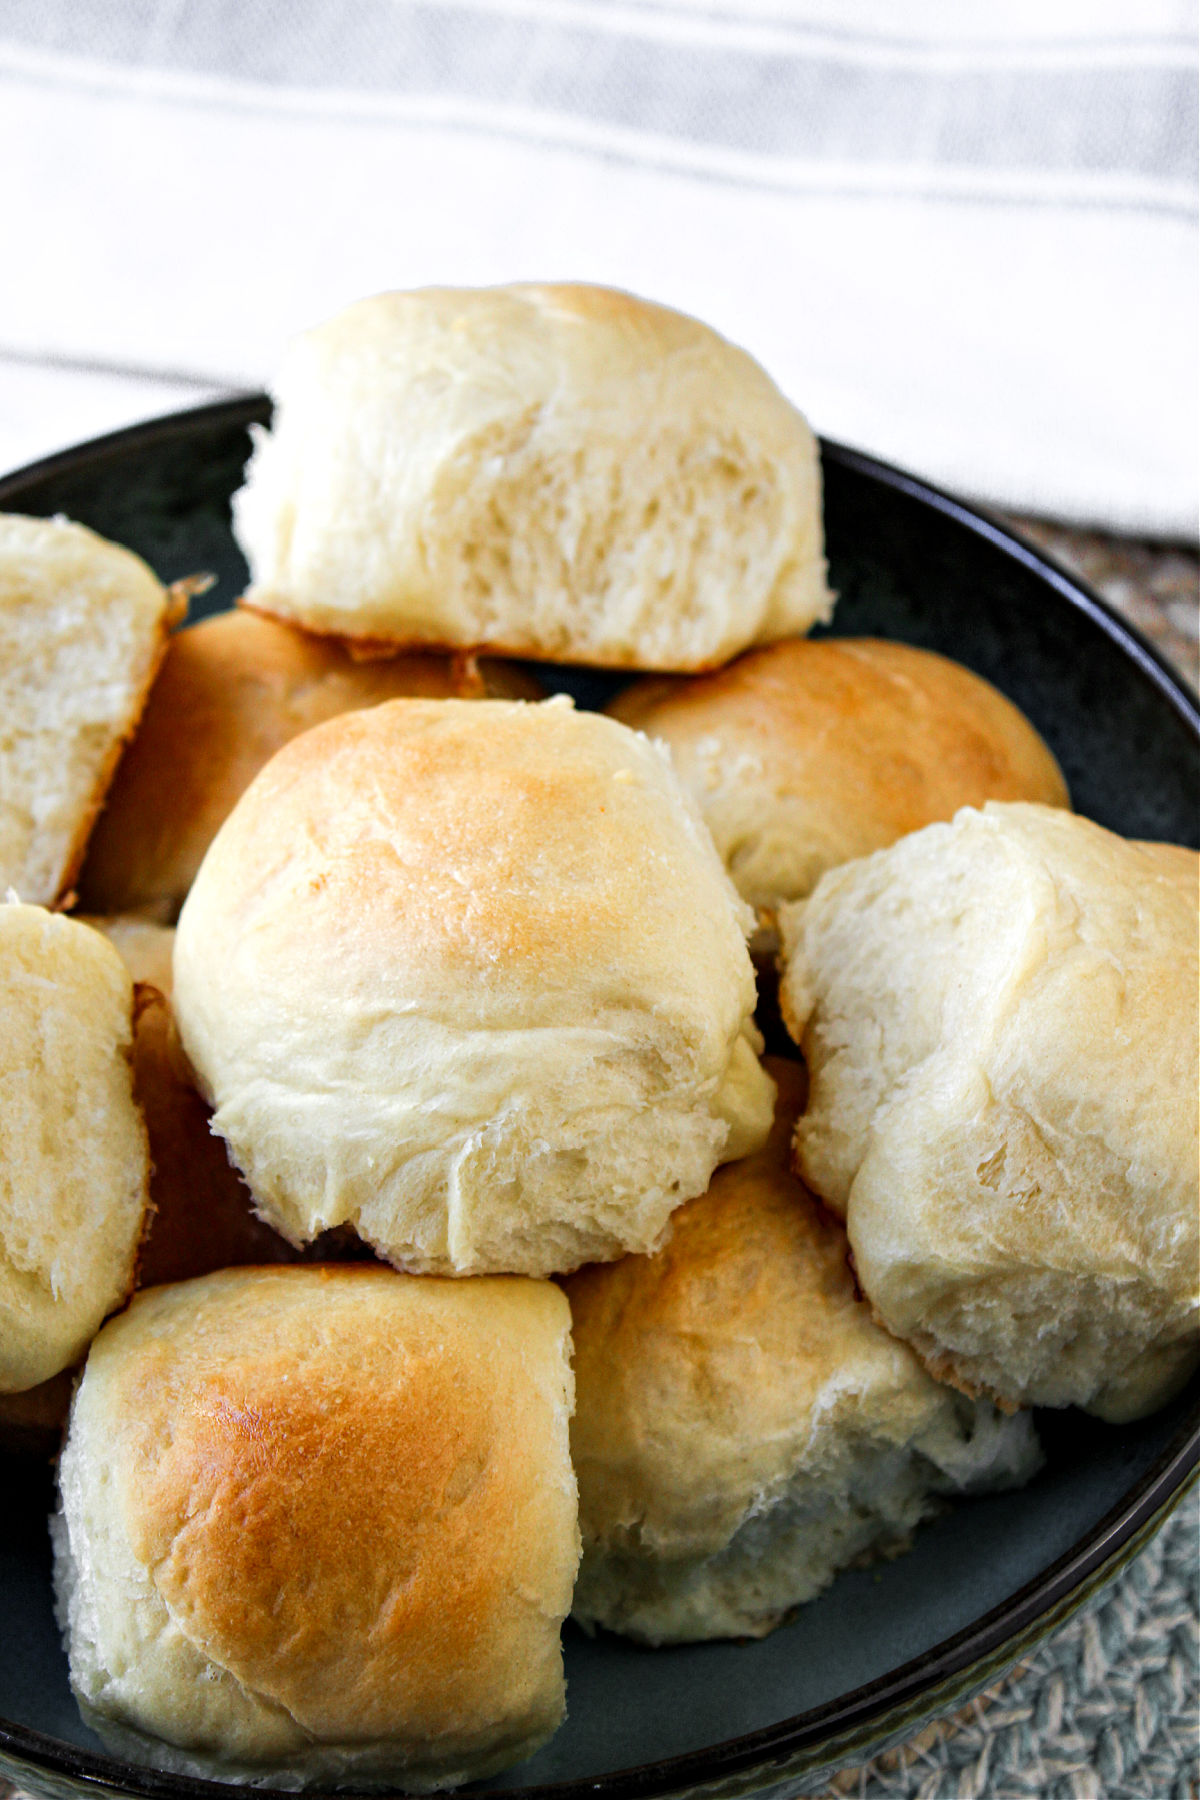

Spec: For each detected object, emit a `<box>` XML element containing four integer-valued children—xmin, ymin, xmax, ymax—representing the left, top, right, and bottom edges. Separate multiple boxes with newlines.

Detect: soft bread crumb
<box><xmin>234</xmin><ymin>286</ymin><xmax>830</xmax><ymax>670</ymax></box>
<box><xmin>0</xmin><ymin>904</ymin><xmax>150</xmax><ymax>1391</ymax></box>
<box><xmin>0</xmin><ymin>514</ymin><xmax>171</xmax><ymax>906</ymax></box>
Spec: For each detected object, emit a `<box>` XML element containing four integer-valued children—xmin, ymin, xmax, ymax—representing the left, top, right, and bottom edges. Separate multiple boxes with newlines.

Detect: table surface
<box><xmin>1004</xmin><ymin>515</ymin><xmax>1198</xmax><ymax>698</ymax></box>
<box><xmin>3</xmin><ymin>524</ymin><xmax>1197</xmax><ymax>1800</ymax></box>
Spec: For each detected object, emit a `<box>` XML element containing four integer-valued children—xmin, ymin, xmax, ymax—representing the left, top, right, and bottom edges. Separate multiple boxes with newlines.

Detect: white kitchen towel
<box><xmin>3</xmin><ymin>0</ymin><xmax>1196</xmax><ymax>537</ymax></box>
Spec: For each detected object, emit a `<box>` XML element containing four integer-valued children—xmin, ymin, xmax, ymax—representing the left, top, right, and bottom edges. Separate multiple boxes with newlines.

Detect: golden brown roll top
<box><xmin>79</xmin><ymin>607</ymin><xmax>542</xmax><ymax>920</ymax></box>
<box><xmin>610</xmin><ymin>638</ymin><xmax>1069</xmax><ymax>916</ymax></box>
<box><xmin>54</xmin><ymin>1266</ymin><xmax>579</xmax><ymax>1788</ymax></box>
<box><xmin>173</xmin><ymin>695</ymin><xmax>775</xmax><ymax>1276</ymax></box>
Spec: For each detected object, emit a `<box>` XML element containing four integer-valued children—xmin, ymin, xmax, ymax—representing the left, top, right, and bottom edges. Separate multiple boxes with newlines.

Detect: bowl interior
<box><xmin>0</xmin><ymin>403</ymin><xmax>1196</xmax><ymax>1799</ymax></box>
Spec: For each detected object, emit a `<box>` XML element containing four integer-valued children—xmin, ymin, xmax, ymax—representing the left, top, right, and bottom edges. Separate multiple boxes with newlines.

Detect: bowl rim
<box><xmin>1</xmin><ymin>392</ymin><xmax>1196</xmax><ymax>740</ymax></box>
<box><xmin>0</xmin><ymin>397</ymin><xmax>1196</xmax><ymax>1800</ymax></box>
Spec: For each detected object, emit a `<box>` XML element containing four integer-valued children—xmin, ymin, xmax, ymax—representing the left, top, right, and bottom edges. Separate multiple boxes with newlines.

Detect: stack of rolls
<box><xmin>0</xmin><ymin>282</ymin><xmax>1194</xmax><ymax>1792</ymax></box>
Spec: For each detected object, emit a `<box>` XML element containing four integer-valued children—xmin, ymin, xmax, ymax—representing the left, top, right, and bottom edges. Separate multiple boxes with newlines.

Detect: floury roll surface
<box><xmin>233</xmin><ymin>285</ymin><xmax>830</xmax><ymax>670</ymax></box>
<box><xmin>173</xmin><ymin>696</ymin><xmax>775</xmax><ymax>1276</ymax></box>
<box><xmin>778</xmin><ymin>803</ymin><xmax>1200</xmax><ymax>1421</ymax></box>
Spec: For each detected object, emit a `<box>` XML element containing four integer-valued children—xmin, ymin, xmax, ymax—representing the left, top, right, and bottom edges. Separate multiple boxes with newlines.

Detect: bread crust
<box><xmin>173</xmin><ymin>696</ymin><xmax>775</xmax><ymax>1275</ymax></box>
<box><xmin>243</xmin><ymin>603</ymin><xmax>785</xmax><ymax>675</ymax></box>
<box><xmin>610</xmin><ymin>638</ymin><xmax>1070</xmax><ymax>914</ymax></box>
<box><xmin>52</xmin><ymin>915</ymin><xmax>304</xmax><ymax>1288</ymax></box>
<box><xmin>565</xmin><ymin>1059</ymin><xmax>1040</xmax><ymax>1643</ymax></box>
<box><xmin>80</xmin><ymin>607</ymin><xmax>541</xmax><ymax>921</ymax></box>
<box><xmin>54</xmin><ymin>1267</ymin><xmax>578</xmax><ymax>1787</ymax></box>
<box><xmin>130</xmin><ymin>984</ymin><xmax>299</xmax><ymax>1288</ymax></box>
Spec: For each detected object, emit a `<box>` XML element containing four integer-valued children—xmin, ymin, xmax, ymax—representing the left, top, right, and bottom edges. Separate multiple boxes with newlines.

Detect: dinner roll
<box><xmin>565</xmin><ymin>1060</ymin><xmax>1041</xmax><ymax>1645</ymax></box>
<box><xmin>0</xmin><ymin>514</ymin><xmax>173</xmax><ymax>906</ymax></box>
<box><xmin>63</xmin><ymin>916</ymin><xmax>301</xmax><ymax>1287</ymax></box>
<box><xmin>233</xmin><ymin>285</ymin><xmax>830</xmax><ymax>669</ymax></box>
<box><xmin>610</xmin><ymin>638</ymin><xmax>1069</xmax><ymax>917</ymax></box>
<box><xmin>131</xmin><ymin>986</ymin><xmax>299</xmax><ymax>1288</ymax></box>
<box><xmin>79</xmin><ymin>608</ymin><xmax>542</xmax><ymax>920</ymax></box>
<box><xmin>778</xmin><ymin>804</ymin><xmax>1200</xmax><ymax>1421</ymax></box>
<box><xmin>174</xmin><ymin>696</ymin><xmax>774</xmax><ymax>1276</ymax></box>
<box><xmin>54</xmin><ymin>1267</ymin><xmax>578</xmax><ymax>1788</ymax></box>
<box><xmin>0</xmin><ymin>904</ymin><xmax>150</xmax><ymax>1392</ymax></box>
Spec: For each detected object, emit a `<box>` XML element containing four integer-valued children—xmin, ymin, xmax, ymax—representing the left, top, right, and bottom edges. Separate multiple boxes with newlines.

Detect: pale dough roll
<box><xmin>54</xmin><ymin>1267</ymin><xmax>578</xmax><ymax>1788</ymax></box>
<box><xmin>778</xmin><ymin>803</ymin><xmax>1200</xmax><ymax>1420</ymax></box>
<box><xmin>173</xmin><ymin>697</ymin><xmax>775</xmax><ymax>1276</ymax></box>
<box><xmin>0</xmin><ymin>514</ymin><xmax>173</xmax><ymax>906</ymax></box>
<box><xmin>565</xmin><ymin>1059</ymin><xmax>1041</xmax><ymax>1645</ymax></box>
<box><xmin>610</xmin><ymin>638</ymin><xmax>1069</xmax><ymax>916</ymax></box>
<box><xmin>80</xmin><ymin>607</ymin><xmax>542</xmax><ymax>921</ymax></box>
<box><xmin>0</xmin><ymin>904</ymin><xmax>150</xmax><ymax>1392</ymax></box>
<box><xmin>1138</xmin><ymin>838</ymin><xmax>1200</xmax><ymax>896</ymax></box>
<box><xmin>234</xmin><ymin>285</ymin><xmax>830</xmax><ymax>670</ymax></box>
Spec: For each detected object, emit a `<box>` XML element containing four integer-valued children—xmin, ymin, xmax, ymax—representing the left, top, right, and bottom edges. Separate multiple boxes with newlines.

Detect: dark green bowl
<box><xmin>0</xmin><ymin>399</ymin><xmax>1196</xmax><ymax>1800</ymax></box>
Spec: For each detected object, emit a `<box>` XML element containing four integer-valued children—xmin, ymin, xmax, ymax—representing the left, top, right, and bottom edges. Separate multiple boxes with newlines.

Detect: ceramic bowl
<box><xmin>0</xmin><ymin>399</ymin><xmax>1196</xmax><ymax>1800</ymax></box>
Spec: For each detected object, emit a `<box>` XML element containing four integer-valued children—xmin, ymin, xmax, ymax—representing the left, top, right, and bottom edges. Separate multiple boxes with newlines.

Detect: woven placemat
<box><xmin>1003</xmin><ymin>515</ymin><xmax>1199</xmax><ymax>698</ymax></box>
<box><xmin>827</xmin><ymin>1488</ymin><xmax>1199</xmax><ymax>1800</ymax></box>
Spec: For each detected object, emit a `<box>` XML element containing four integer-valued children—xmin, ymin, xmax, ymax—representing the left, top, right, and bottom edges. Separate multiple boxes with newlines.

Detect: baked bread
<box><xmin>565</xmin><ymin>1059</ymin><xmax>1041</xmax><ymax>1645</ymax></box>
<box><xmin>173</xmin><ymin>696</ymin><xmax>775</xmax><ymax>1276</ymax></box>
<box><xmin>79</xmin><ymin>608</ymin><xmax>542</xmax><ymax>921</ymax></box>
<box><xmin>62</xmin><ymin>915</ymin><xmax>299</xmax><ymax>1287</ymax></box>
<box><xmin>1138</xmin><ymin>839</ymin><xmax>1200</xmax><ymax>895</ymax></box>
<box><xmin>0</xmin><ymin>904</ymin><xmax>150</xmax><ymax>1392</ymax></box>
<box><xmin>233</xmin><ymin>285</ymin><xmax>830</xmax><ymax>670</ymax></box>
<box><xmin>778</xmin><ymin>804</ymin><xmax>1200</xmax><ymax>1421</ymax></box>
<box><xmin>0</xmin><ymin>514</ymin><xmax>173</xmax><ymax>906</ymax></box>
<box><xmin>53</xmin><ymin>1267</ymin><xmax>578</xmax><ymax>1788</ymax></box>
<box><xmin>131</xmin><ymin>986</ymin><xmax>299</xmax><ymax>1288</ymax></box>
<box><xmin>610</xmin><ymin>638</ymin><xmax>1069</xmax><ymax>917</ymax></box>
